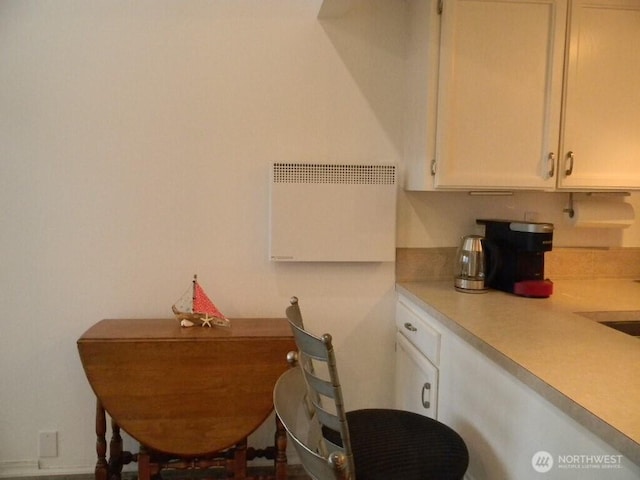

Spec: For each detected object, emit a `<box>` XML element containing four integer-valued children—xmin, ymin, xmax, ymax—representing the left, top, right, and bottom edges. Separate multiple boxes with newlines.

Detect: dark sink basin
<box><xmin>576</xmin><ymin>311</ymin><xmax>640</xmax><ymax>338</ymax></box>
<box><xmin>599</xmin><ymin>321</ymin><xmax>640</xmax><ymax>337</ymax></box>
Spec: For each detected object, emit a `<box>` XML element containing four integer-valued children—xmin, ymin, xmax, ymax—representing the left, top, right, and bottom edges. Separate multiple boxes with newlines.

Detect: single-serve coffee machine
<box><xmin>476</xmin><ymin>219</ymin><xmax>554</xmax><ymax>298</ymax></box>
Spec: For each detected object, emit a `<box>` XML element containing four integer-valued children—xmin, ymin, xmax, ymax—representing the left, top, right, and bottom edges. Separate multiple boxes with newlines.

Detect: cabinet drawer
<box><xmin>396</xmin><ymin>299</ymin><xmax>441</xmax><ymax>365</ymax></box>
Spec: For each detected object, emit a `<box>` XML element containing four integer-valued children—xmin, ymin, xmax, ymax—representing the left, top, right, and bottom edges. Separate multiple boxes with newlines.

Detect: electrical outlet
<box><xmin>38</xmin><ymin>431</ymin><xmax>58</xmax><ymax>458</ymax></box>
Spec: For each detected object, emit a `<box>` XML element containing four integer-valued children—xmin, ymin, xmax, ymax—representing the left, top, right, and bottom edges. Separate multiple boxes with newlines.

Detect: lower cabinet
<box><xmin>395</xmin><ymin>331</ymin><xmax>438</xmax><ymax>419</ymax></box>
<box><xmin>396</xmin><ymin>294</ymin><xmax>640</xmax><ymax>480</ymax></box>
<box><xmin>394</xmin><ymin>297</ymin><xmax>441</xmax><ymax>419</ymax></box>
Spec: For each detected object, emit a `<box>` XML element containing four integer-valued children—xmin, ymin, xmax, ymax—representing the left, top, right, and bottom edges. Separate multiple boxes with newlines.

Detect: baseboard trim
<box><xmin>0</xmin><ymin>464</ymin><xmax>113</xmax><ymax>480</ymax></box>
<box><xmin>0</xmin><ymin>462</ymin><xmax>37</xmax><ymax>479</ymax></box>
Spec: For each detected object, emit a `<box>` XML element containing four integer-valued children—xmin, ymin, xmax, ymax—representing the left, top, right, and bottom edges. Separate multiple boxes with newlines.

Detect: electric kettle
<box><xmin>454</xmin><ymin>235</ymin><xmax>490</xmax><ymax>293</ymax></box>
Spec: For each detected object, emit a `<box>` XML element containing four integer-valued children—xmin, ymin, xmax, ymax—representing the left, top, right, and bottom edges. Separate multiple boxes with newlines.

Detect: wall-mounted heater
<box><xmin>269</xmin><ymin>163</ymin><xmax>396</xmax><ymax>262</ymax></box>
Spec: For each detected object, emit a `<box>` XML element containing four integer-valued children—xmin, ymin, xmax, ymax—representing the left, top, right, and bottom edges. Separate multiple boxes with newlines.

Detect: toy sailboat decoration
<box><xmin>172</xmin><ymin>275</ymin><xmax>230</xmax><ymax>328</ymax></box>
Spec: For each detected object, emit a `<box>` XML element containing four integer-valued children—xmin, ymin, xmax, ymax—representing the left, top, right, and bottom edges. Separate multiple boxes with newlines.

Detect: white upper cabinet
<box><xmin>557</xmin><ymin>0</ymin><xmax>640</xmax><ymax>190</ymax></box>
<box><xmin>434</xmin><ymin>0</ymin><xmax>566</xmax><ymax>190</ymax></box>
<box><xmin>404</xmin><ymin>0</ymin><xmax>640</xmax><ymax>191</ymax></box>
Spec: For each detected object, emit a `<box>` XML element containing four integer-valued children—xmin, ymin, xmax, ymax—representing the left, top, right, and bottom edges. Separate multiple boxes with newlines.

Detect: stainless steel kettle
<box><xmin>454</xmin><ymin>235</ymin><xmax>490</xmax><ymax>293</ymax></box>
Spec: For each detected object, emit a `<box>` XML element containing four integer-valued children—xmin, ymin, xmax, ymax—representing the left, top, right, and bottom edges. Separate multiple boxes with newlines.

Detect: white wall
<box><xmin>0</xmin><ymin>0</ymin><xmax>404</xmax><ymax>474</ymax></box>
<box><xmin>2</xmin><ymin>0</ymin><xmax>639</xmax><ymax>476</ymax></box>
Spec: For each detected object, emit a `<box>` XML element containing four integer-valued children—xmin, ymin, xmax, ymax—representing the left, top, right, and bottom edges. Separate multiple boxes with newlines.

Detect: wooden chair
<box><xmin>275</xmin><ymin>297</ymin><xmax>469</xmax><ymax>480</ymax></box>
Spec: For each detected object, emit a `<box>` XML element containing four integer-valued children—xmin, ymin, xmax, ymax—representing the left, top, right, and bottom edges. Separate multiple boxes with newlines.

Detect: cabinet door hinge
<box><xmin>438</xmin><ymin>0</ymin><xmax>443</xmax><ymax>15</ymax></box>
<box><xmin>430</xmin><ymin>159</ymin><xmax>437</xmax><ymax>176</ymax></box>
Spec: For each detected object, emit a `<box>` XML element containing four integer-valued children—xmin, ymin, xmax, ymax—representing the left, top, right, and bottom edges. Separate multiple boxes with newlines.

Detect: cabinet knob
<box><xmin>565</xmin><ymin>151</ymin><xmax>574</xmax><ymax>176</ymax></box>
<box><xmin>404</xmin><ymin>322</ymin><xmax>418</xmax><ymax>332</ymax></box>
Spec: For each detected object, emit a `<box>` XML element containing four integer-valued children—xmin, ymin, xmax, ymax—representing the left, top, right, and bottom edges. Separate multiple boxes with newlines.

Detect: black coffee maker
<box><xmin>476</xmin><ymin>219</ymin><xmax>554</xmax><ymax>298</ymax></box>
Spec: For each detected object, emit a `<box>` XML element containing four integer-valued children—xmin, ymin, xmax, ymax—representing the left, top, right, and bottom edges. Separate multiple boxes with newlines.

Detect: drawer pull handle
<box><xmin>404</xmin><ymin>322</ymin><xmax>417</xmax><ymax>332</ymax></box>
<box><xmin>421</xmin><ymin>382</ymin><xmax>431</xmax><ymax>409</ymax></box>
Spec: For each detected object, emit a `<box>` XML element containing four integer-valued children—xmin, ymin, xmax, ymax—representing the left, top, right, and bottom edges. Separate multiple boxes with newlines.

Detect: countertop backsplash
<box><xmin>396</xmin><ymin>247</ymin><xmax>640</xmax><ymax>282</ymax></box>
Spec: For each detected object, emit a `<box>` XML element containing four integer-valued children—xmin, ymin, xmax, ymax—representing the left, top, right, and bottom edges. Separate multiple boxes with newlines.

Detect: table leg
<box><xmin>95</xmin><ymin>399</ymin><xmax>108</xmax><ymax>480</ymax></box>
<box><xmin>274</xmin><ymin>415</ymin><xmax>287</xmax><ymax>480</ymax></box>
<box><xmin>234</xmin><ymin>438</ymin><xmax>247</xmax><ymax>480</ymax></box>
<box><xmin>108</xmin><ymin>420</ymin><xmax>123</xmax><ymax>480</ymax></box>
<box><xmin>138</xmin><ymin>445</ymin><xmax>150</xmax><ymax>480</ymax></box>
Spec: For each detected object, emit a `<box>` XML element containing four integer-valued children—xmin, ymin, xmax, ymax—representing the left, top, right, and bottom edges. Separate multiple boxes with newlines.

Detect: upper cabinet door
<box><xmin>404</xmin><ymin>0</ymin><xmax>443</xmax><ymax>191</ymax></box>
<box><xmin>433</xmin><ymin>0</ymin><xmax>567</xmax><ymax>189</ymax></box>
<box><xmin>558</xmin><ymin>0</ymin><xmax>640</xmax><ymax>190</ymax></box>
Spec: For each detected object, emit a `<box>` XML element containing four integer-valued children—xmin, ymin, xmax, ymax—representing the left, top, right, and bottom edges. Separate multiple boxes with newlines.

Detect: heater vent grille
<box><xmin>273</xmin><ymin>163</ymin><xmax>395</xmax><ymax>185</ymax></box>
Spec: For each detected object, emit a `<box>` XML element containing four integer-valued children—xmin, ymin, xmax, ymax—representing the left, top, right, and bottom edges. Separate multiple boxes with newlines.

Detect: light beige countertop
<box><xmin>397</xmin><ymin>279</ymin><xmax>640</xmax><ymax>466</ymax></box>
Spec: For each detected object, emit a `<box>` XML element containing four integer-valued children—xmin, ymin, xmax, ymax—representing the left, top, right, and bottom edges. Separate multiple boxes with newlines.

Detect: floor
<box><xmin>9</xmin><ymin>466</ymin><xmax>311</xmax><ymax>480</ymax></box>
<box><xmin>154</xmin><ymin>465</ymin><xmax>311</xmax><ymax>479</ymax></box>
<box><xmin>249</xmin><ymin>465</ymin><xmax>310</xmax><ymax>479</ymax></box>
<box><xmin>280</xmin><ymin>465</ymin><xmax>310</xmax><ymax>479</ymax></box>
<box><xmin>156</xmin><ymin>465</ymin><xmax>311</xmax><ymax>480</ymax></box>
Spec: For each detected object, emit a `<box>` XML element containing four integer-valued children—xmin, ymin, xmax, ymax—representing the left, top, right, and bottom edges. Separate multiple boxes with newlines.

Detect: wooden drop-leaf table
<box><xmin>77</xmin><ymin>318</ymin><xmax>296</xmax><ymax>480</ymax></box>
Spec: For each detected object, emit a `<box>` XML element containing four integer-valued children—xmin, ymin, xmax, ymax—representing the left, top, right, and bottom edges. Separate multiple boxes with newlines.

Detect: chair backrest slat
<box><xmin>290</xmin><ymin>322</ymin><xmax>331</xmax><ymax>361</ymax></box>
<box><xmin>303</xmin><ymin>369</ymin><xmax>335</xmax><ymax>399</ymax></box>
<box><xmin>314</xmin><ymin>403</ymin><xmax>343</xmax><ymax>433</ymax></box>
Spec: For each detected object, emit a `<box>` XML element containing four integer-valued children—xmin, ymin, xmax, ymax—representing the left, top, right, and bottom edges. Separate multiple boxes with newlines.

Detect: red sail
<box><xmin>193</xmin><ymin>283</ymin><xmax>227</xmax><ymax>320</ymax></box>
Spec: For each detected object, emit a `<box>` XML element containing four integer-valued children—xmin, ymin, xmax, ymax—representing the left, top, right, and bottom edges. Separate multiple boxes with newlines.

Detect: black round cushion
<box><xmin>324</xmin><ymin>409</ymin><xmax>469</xmax><ymax>480</ymax></box>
